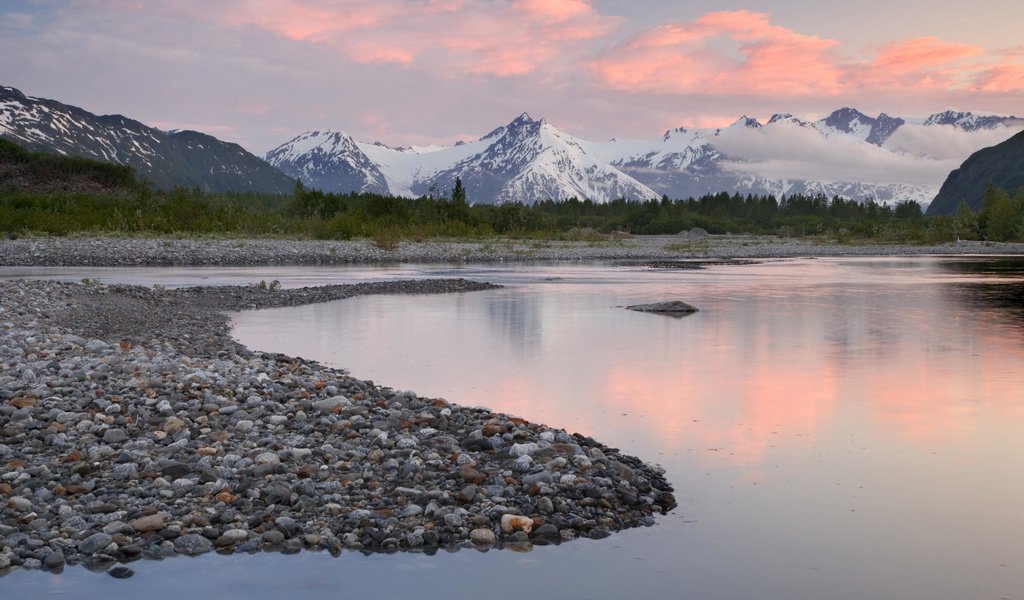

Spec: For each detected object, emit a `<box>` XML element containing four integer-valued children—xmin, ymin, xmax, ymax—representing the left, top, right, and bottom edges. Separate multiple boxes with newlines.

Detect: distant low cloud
<box><xmin>710</xmin><ymin>121</ymin><xmax>1024</xmax><ymax>187</ymax></box>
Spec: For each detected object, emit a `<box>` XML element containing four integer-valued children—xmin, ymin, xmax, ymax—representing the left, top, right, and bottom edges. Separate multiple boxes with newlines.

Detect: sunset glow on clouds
<box><xmin>0</xmin><ymin>0</ymin><xmax>1022</xmax><ymax>151</ymax></box>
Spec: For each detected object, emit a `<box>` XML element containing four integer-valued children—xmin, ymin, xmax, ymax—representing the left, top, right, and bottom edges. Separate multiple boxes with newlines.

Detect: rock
<box><xmin>159</xmin><ymin>461</ymin><xmax>191</xmax><ymax>479</ymax></box>
<box><xmin>78</xmin><ymin>532</ymin><xmax>114</xmax><ymax>555</ymax></box>
<box><xmin>458</xmin><ymin>485</ymin><xmax>478</xmax><ymax>503</ymax></box>
<box><xmin>458</xmin><ymin>464</ymin><xmax>486</xmax><ymax>484</ymax></box>
<box><xmin>262</xmin><ymin>530</ymin><xmax>285</xmax><ymax>545</ymax></box>
<box><xmin>173</xmin><ymin>534</ymin><xmax>213</xmax><ymax>555</ymax></box>
<box><xmin>470</xmin><ymin>528</ymin><xmax>496</xmax><ymax>545</ymax></box>
<box><xmin>536</xmin><ymin>496</ymin><xmax>554</xmax><ymax>514</ymax></box>
<box><xmin>500</xmin><ymin>514</ymin><xmax>534</xmax><ymax>534</ymax></box>
<box><xmin>6</xmin><ymin>496</ymin><xmax>32</xmax><ymax>512</ymax></box>
<box><xmin>129</xmin><ymin>514</ymin><xmax>166</xmax><ymax>532</ymax></box>
<box><xmin>42</xmin><ymin>550</ymin><xmax>65</xmax><ymax>570</ymax></box>
<box><xmin>102</xmin><ymin>428</ymin><xmax>127</xmax><ymax>443</ymax></box>
<box><xmin>510</xmin><ymin>442</ymin><xmax>539</xmax><ymax>457</ymax></box>
<box><xmin>625</xmin><ymin>300</ymin><xmax>699</xmax><ymax>314</ymax></box>
<box><xmin>215</xmin><ymin>529</ymin><xmax>249</xmax><ymax>546</ymax></box>
<box><xmin>522</xmin><ymin>470</ymin><xmax>554</xmax><ymax>486</ymax></box>
<box><xmin>162</xmin><ymin>416</ymin><xmax>186</xmax><ymax>433</ymax></box>
<box><xmin>108</xmin><ymin>566</ymin><xmax>135</xmax><ymax>579</ymax></box>
<box><xmin>532</xmin><ymin>523</ymin><xmax>559</xmax><ymax>541</ymax></box>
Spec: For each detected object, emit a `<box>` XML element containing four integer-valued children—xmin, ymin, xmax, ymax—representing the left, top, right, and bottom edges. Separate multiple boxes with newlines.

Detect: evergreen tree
<box><xmin>452</xmin><ymin>176</ymin><xmax>467</xmax><ymax>205</ymax></box>
<box><xmin>979</xmin><ymin>184</ymin><xmax>1018</xmax><ymax>241</ymax></box>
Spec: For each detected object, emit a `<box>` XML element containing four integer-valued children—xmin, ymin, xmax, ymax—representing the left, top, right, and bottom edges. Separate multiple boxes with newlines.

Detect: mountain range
<box><xmin>0</xmin><ymin>85</ymin><xmax>294</xmax><ymax>194</ymax></box>
<box><xmin>3</xmin><ymin>84</ymin><xmax>1023</xmax><ymax>213</ymax></box>
<box><xmin>265</xmin><ymin>108</ymin><xmax>1024</xmax><ymax>209</ymax></box>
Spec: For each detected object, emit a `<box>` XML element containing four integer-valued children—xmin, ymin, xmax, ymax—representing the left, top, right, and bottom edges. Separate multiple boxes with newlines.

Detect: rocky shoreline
<box><xmin>2</xmin><ymin>235</ymin><xmax>1024</xmax><ymax>266</ymax></box>
<box><xmin>0</xmin><ymin>278</ymin><xmax>676</xmax><ymax>576</ymax></box>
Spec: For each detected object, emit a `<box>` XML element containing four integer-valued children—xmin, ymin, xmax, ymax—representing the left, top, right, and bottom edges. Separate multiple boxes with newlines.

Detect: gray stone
<box><xmin>173</xmin><ymin>534</ymin><xmax>213</xmax><ymax>555</ymax></box>
<box><xmin>6</xmin><ymin>496</ymin><xmax>32</xmax><ymax>512</ymax></box>
<box><xmin>78</xmin><ymin>532</ymin><xmax>113</xmax><ymax>555</ymax></box>
<box><xmin>42</xmin><ymin>550</ymin><xmax>65</xmax><ymax>569</ymax></box>
<box><xmin>470</xmin><ymin>528</ymin><xmax>496</xmax><ymax>545</ymax></box>
<box><xmin>129</xmin><ymin>514</ymin><xmax>166</xmax><ymax>532</ymax></box>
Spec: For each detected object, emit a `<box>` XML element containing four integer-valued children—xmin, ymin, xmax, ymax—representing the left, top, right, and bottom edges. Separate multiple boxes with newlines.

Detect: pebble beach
<box><xmin>2</xmin><ymin>234</ymin><xmax>1022</xmax><ymax>577</ymax></box>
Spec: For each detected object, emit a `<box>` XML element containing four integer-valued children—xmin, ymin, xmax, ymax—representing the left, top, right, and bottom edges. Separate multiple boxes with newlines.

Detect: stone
<box><xmin>162</xmin><ymin>416</ymin><xmax>186</xmax><ymax>433</ymax></box>
<box><xmin>500</xmin><ymin>514</ymin><xmax>533</xmax><ymax>534</ymax></box>
<box><xmin>215</xmin><ymin>529</ymin><xmax>249</xmax><ymax>546</ymax></box>
<box><xmin>458</xmin><ymin>464</ymin><xmax>486</xmax><ymax>484</ymax></box>
<box><xmin>536</xmin><ymin>496</ymin><xmax>554</xmax><ymax>514</ymax></box>
<box><xmin>173</xmin><ymin>534</ymin><xmax>213</xmax><ymax>555</ymax></box>
<box><xmin>510</xmin><ymin>443</ymin><xmax>539</xmax><ymax>457</ymax></box>
<box><xmin>42</xmin><ymin>550</ymin><xmax>65</xmax><ymax>570</ymax></box>
<box><xmin>522</xmin><ymin>470</ymin><xmax>554</xmax><ymax>486</ymax></box>
<box><xmin>129</xmin><ymin>514</ymin><xmax>166</xmax><ymax>532</ymax></box>
<box><xmin>458</xmin><ymin>485</ymin><xmax>478</xmax><ymax>503</ymax></box>
<box><xmin>108</xmin><ymin>566</ymin><xmax>135</xmax><ymax>579</ymax></box>
<box><xmin>78</xmin><ymin>532</ymin><xmax>114</xmax><ymax>555</ymax></box>
<box><xmin>625</xmin><ymin>300</ymin><xmax>699</xmax><ymax>314</ymax></box>
<box><xmin>470</xmin><ymin>528</ymin><xmax>496</xmax><ymax>545</ymax></box>
<box><xmin>6</xmin><ymin>496</ymin><xmax>32</xmax><ymax>512</ymax></box>
<box><xmin>532</xmin><ymin>523</ymin><xmax>559</xmax><ymax>541</ymax></box>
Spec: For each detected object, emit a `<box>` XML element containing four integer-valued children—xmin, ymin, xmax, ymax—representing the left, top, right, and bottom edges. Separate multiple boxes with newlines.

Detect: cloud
<box><xmin>591</xmin><ymin>12</ymin><xmax>1023</xmax><ymax>107</ymax></box>
<box><xmin>590</xmin><ymin>11</ymin><xmax>843</xmax><ymax>97</ymax></box>
<box><xmin>193</xmin><ymin>0</ymin><xmax>621</xmax><ymax>76</ymax></box>
<box><xmin>709</xmin><ymin>120</ymin><xmax>1023</xmax><ymax>187</ymax></box>
<box><xmin>845</xmin><ymin>36</ymin><xmax>983</xmax><ymax>91</ymax></box>
<box><xmin>884</xmin><ymin>123</ymin><xmax>1024</xmax><ymax>160</ymax></box>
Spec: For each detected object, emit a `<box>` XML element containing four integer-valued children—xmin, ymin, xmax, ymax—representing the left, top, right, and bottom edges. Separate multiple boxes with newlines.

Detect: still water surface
<box><xmin>5</xmin><ymin>257</ymin><xmax>1024</xmax><ymax>599</ymax></box>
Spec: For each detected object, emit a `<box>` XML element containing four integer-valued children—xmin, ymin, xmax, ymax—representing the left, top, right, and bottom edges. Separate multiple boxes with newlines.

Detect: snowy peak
<box><xmin>814</xmin><ymin>108</ymin><xmax>909</xmax><ymax>145</ymax></box>
<box><xmin>923</xmin><ymin>110</ymin><xmax>1024</xmax><ymax>131</ymax></box>
<box><xmin>731</xmin><ymin>116</ymin><xmax>762</xmax><ymax>129</ymax></box>
<box><xmin>867</xmin><ymin>113</ymin><xmax>905</xmax><ymax>146</ymax></box>
<box><xmin>264</xmin><ymin>129</ymin><xmax>388</xmax><ymax>194</ymax></box>
<box><xmin>420</xmin><ymin>113</ymin><xmax>657</xmax><ymax>203</ymax></box>
<box><xmin>767</xmin><ymin>113</ymin><xmax>809</xmax><ymax>126</ymax></box>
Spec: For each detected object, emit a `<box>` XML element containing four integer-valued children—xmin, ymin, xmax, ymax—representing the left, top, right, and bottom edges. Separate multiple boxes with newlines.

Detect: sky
<box><xmin>2</xmin><ymin>0</ymin><xmax>1023</xmax><ymax>155</ymax></box>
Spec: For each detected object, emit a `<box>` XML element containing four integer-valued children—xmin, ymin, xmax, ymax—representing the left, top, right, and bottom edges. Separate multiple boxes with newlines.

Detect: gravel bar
<box><xmin>2</xmin><ymin>235</ymin><xmax>1024</xmax><ymax>266</ymax></box>
<box><xmin>0</xmin><ymin>278</ymin><xmax>677</xmax><ymax>575</ymax></box>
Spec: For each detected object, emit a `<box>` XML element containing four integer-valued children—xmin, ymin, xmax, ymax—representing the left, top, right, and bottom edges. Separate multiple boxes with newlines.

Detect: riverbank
<box><xmin>2</xmin><ymin>235</ymin><xmax>1024</xmax><ymax>266</ymax></box>
<box><xmin>0</xmin><ymin>278</ymin><xmax>676</xmax><ymax>576</ymax></box>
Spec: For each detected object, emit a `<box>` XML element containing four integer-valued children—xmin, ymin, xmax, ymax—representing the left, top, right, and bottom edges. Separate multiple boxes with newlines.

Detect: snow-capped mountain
<box><xmin>268</xmin><ymin>114</ymin><xmax>658</xmax><ymax>203</ymax></box>
<box><xmin>264</xmin><ymin>130</ymin><xmax>388</xmax><ymax>195</ymax></box>
<box><xmin>923</xmin><ymin>110</ymin><xmax>1024</xmax><ymax>132</ymax></box>
<box><xmin>267</xmin><ymin>107</ymin><xmax>1022</xmax><ymax>206</ymax></box>
<box><xmin>0</xmin><ymin>85</ymin><xmax>294</xmax><ymax>193</ymax></box>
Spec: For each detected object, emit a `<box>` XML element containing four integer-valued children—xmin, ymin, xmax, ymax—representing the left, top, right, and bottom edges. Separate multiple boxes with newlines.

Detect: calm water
<box><xmin>5</xmin><ymin>257</ymin><xmax>1024</xmax><ymax>599</ymax></box>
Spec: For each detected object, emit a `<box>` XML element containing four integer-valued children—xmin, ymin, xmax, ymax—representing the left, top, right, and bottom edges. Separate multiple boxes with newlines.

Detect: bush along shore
<box><xmin>0</xmin><ymin>279</ymin><xmax>677</xmax><ymax>576</ymax></box>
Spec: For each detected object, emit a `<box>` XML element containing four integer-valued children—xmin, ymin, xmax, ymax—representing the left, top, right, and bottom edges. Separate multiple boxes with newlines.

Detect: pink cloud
<box><xmin>975</xmin><ymin>63</ymin><xmax>1024</xmax><ymax>92</ymax></box>
<box><xmin>590</xmin><ymin>11</ymin><xmax>1024</xmax><ymax>105</ymax></box>
<box><xmin>193</xmin><ymin>0</ymin><xmax>620</xmax><ymax>75</ymax></box>
<box><xmin>514</xmin><ymin>0</ymin><xmax>592</xmax><ymax>21</ymax></box>
<box><xmin>591</xmin><ymin>10</ymin><xmax>843</xmax><ymax>97</ymax></box>
<box><xmin>846</xmin><ymin>37</ymin><xmax>983</xmax><ymax>91</ymax></box>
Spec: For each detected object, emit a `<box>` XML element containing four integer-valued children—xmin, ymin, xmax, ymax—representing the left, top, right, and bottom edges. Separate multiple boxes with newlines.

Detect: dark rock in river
<box><xmin>626</xmin><ymin>300</ymin><xmax>700</xmax><ymax>315</ymax></box>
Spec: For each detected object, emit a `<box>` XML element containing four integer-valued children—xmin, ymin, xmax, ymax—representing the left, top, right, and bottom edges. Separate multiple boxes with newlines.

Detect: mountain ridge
<box><xmin>266</xmin><ymin>106</ymin><xmax>1023</xmax><ymax>206</ymax></box>
<box><xmin>927</xmin><ymin>129</ymin><xmax>1024</xmax><ymax>215</ymax></box>
<box><xmin>0</xmin><ymin>85</ymin><xmax>294</xmax><ymax>194</ymax></box>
